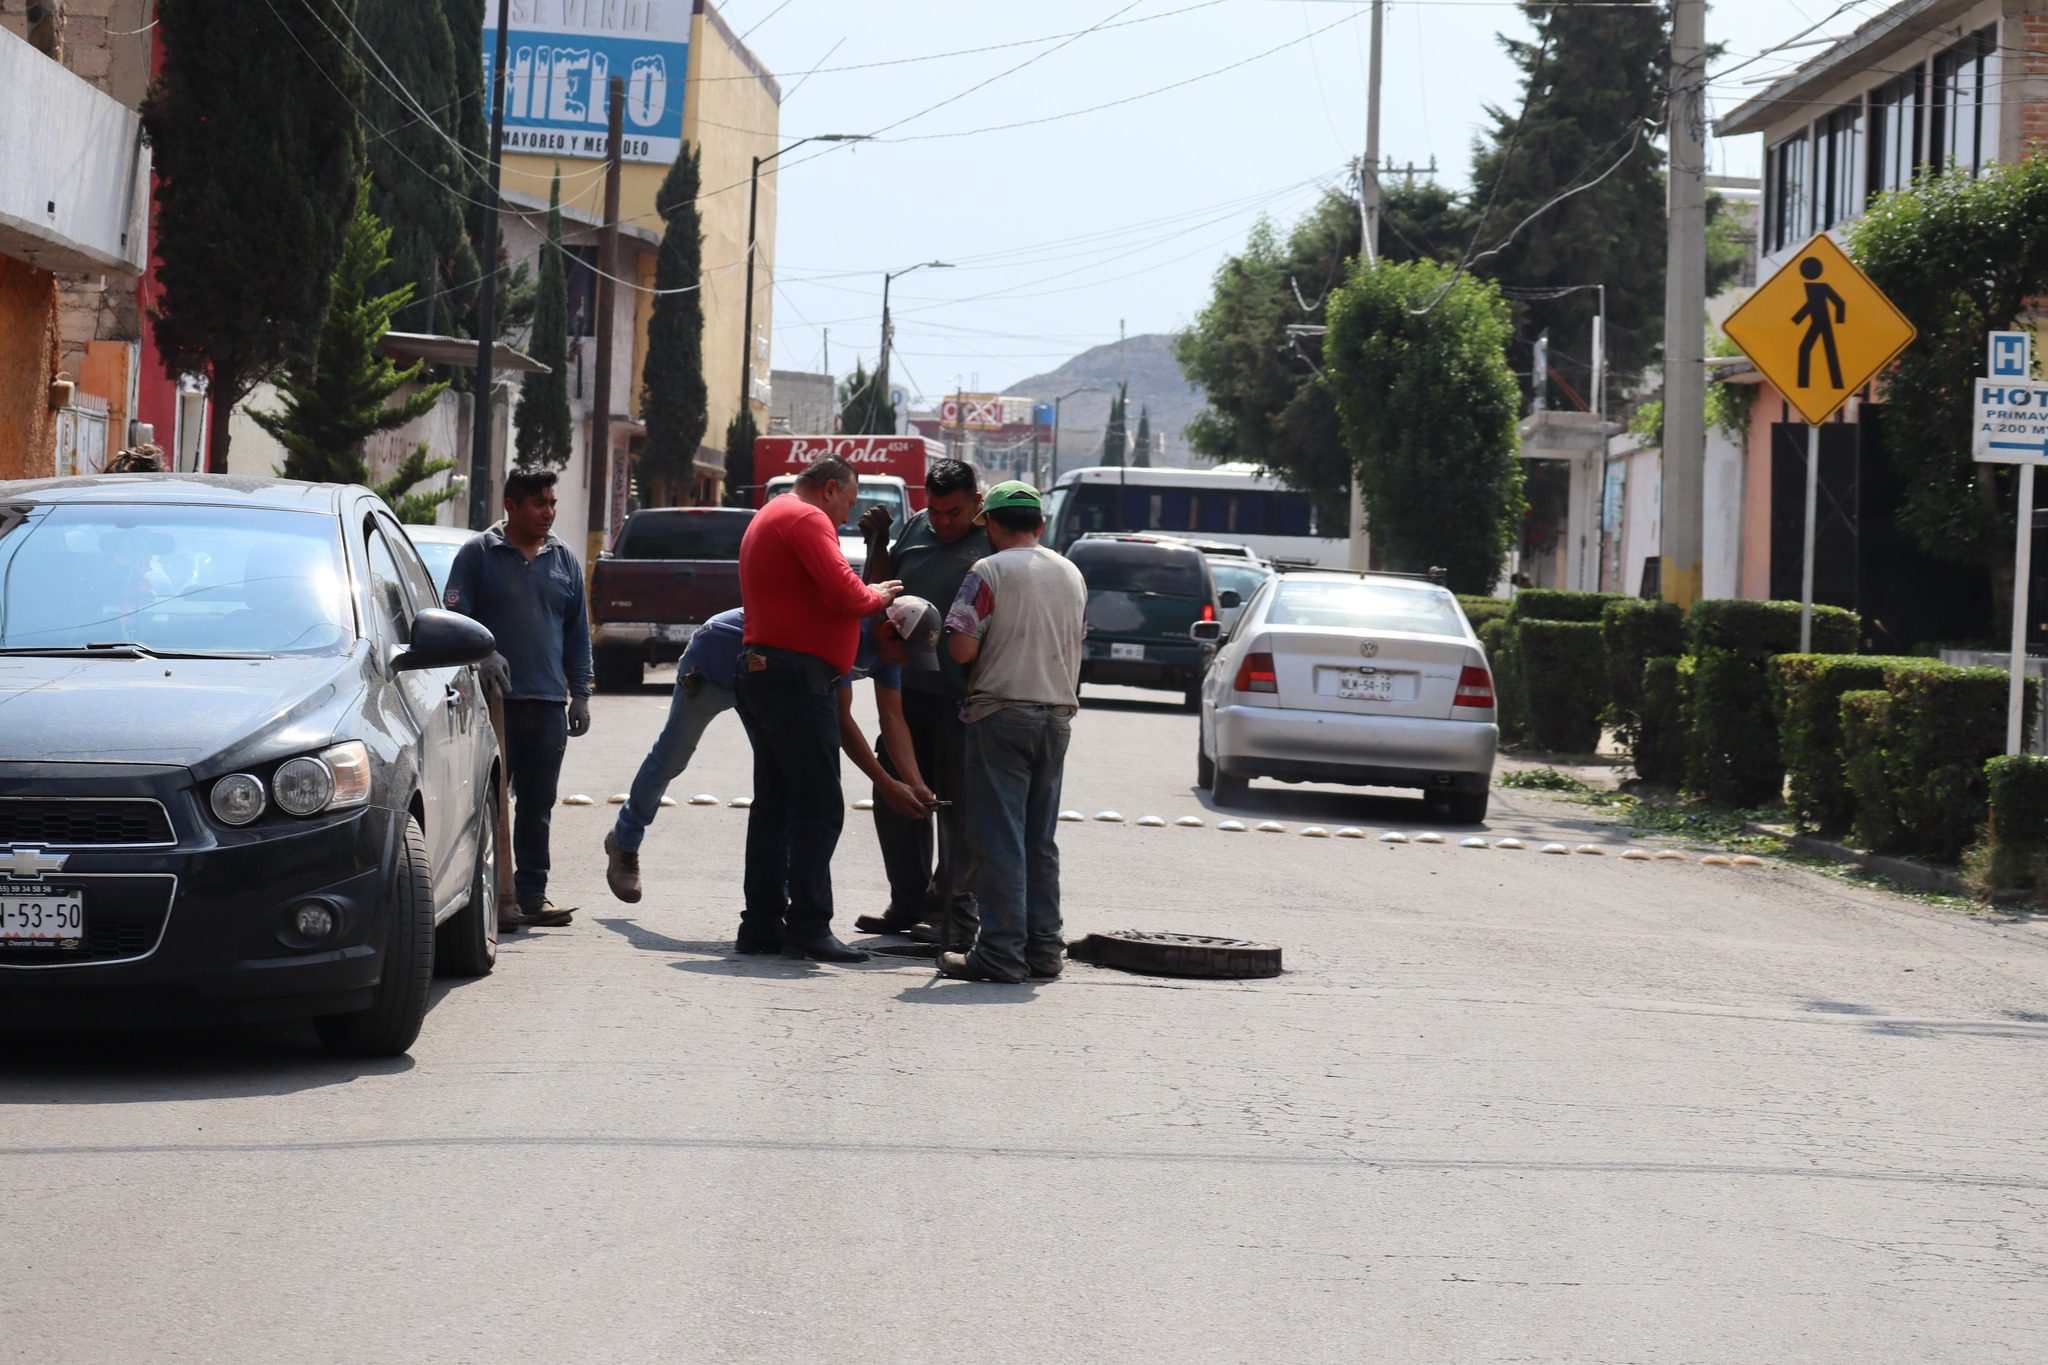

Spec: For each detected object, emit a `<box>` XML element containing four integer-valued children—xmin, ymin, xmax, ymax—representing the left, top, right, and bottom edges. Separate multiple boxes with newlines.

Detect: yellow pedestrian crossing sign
<box><xmin>1721</xmin><ymin>233</ymin><xmax>1916</xmax><ymax>425</ymax></box>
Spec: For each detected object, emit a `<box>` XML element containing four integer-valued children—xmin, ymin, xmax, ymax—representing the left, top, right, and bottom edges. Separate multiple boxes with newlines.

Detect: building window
<box><xmin>564</xmin><ymin>245</ymin><xmax>599</xmax><ymax>338</ymax></box>
<box><xmin>1766</xmin><ymin>132</ymin><xmax>1809</xmax><ymax>252</ymax></box>
<box><xmin>1931</xmin><ymin>26</ymin><xmax>2000</xmax><ymax>176</ymax></box>
<box><xmin>1866</xmin><ymin>65</ymin><xmax>1924</xmax><ymax>203</ymax></box>
<box><xmin>1813</xmin><ymin>104</ymin><xmax>1863</xmax><ymax>230</ymax></box>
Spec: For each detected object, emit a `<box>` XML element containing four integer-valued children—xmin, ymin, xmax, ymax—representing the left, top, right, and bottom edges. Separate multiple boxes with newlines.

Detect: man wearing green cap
<box><xmin>937</xmin><ymin>481</ymin><xmax>1089</xmax><ymax>985</ymax></box>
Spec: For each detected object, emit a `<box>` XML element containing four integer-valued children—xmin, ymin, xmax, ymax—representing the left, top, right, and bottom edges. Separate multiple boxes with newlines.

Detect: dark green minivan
<box><xmin>1069</xmin><ymin>533</ymin><xmax>1234</xmax><ymax>708</ymax></box>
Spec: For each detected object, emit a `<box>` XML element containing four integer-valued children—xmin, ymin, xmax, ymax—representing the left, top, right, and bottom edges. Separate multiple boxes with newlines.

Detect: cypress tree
<box><xmin>254</xmin><ymin>183</ymin><xmax>448</xmax><ymax>481</ymax></box>
<box><xmin>141</xmin><ymin>0</ymin><xmax>364</xmax><ymax>473</ymax></box>
<box><xmin>355</xmin><ymin>0</ymin><xmax>467</xmax><ymax>333</ymax></box>
<box><xmin>840</xmin><ymin>360</ymin><xmax>897</xmax><ymax>436</ymax></box>
<box><xmin>1466</xmin><ymin>2</ymin><xmax>1670</xmax><ymax>401</ymax></box>
<box><xmin>640</xmin><ymin>144</ymin><xmax>710</xmax><ymax>506</ymax></box>
<box><xmin>724</xmin><ymin>408</ymin><xmax>759</xmax><ymax>508</ymax></box>
<box><xmin>515</xmin><ymin>171</ymin><xmax>574</xmax><ymax>469</ymax></box>
<box><xmin>1101</xmin><ymin>384</ymin><xmax>1128</xmax><ymax>467</ymax></box>
<box><xmin>1133</xmin><ymin>406</ymin><xmax>1153</xmax><ymax>467</ymax></box>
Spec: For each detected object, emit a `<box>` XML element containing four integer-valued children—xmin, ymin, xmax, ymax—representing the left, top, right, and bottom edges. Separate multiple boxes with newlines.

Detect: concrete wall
<box><xmin>0</xmin><ymin>252</ymin><xmax>62</xmax><ymax>480</ymax></box>
<box><xmin>0</xmin><ymin>24</ymin><xmax>148</xmax><ymax>277</ymax></box>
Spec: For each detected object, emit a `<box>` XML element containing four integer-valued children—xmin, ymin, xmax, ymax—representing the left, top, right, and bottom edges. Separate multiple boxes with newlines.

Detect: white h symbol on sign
<box><xmin>1991</xmin><ymin>331</ymin><xmax>2032</xmax><ymax>380</ymax></box>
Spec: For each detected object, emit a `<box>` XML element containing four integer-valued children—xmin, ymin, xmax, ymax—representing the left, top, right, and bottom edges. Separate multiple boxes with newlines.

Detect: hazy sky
<box><xmin>727</xmin><ymin>0</ymin><xmax>1880</xmax><ymax>401</ymax></box>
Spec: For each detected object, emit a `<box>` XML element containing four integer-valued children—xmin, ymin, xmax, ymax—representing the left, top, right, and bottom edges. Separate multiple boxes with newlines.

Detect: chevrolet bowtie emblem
<box><xmin>2</xmin><ymin>845</ymin><xmax>68</xmax><ymax>879</ymax></box>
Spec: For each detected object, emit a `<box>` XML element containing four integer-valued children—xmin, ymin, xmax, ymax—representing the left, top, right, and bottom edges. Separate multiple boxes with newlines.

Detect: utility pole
<box><xmin>586</xmin><ymin>77</ymin><xmax>624</xmax><ymax>566</ymax></box>
<box><xmin>469</xmin><ymin>0</ymin><xmax>513</xmax><ymax>530</ymax></box>
<box><xmin>1347</xmin><ymin>0</ymin><xmax>1384</xmax><ymax>571</ymax></box>
<box><xmin>1661</xmin><ymin>0</ymin><xmax>1708</xmax><ymax>608</ymax></box>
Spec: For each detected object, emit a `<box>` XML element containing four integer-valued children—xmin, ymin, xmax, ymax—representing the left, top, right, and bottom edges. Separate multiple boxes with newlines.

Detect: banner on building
<box><xmin>484</xmin><ymin>2</ymin><xmax>689</xmax><ymax>165</ymax></box>
<box><xmin>938</xmin><ymin>395</ymin><xmax>1038</xmax><ymax>431</ymax></box>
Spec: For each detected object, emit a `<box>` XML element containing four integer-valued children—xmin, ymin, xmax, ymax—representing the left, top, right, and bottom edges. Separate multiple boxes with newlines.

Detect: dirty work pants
<box><xmin>613</xmin><ymin>674</ymin><xmax>735</xmax><ymax>853</ymax></box>
<box><xmin>734</xmin><ymin>647</ymin><xmax>844</xmax><ymax>945</ymax></box>
<box><xmin>871</xmin><ymin>687</ymin><xmax>980</xmax><ymax>934</ymax></box>
<box><xmin>961</xmin><ymin>705</ymin><xmax>1072</xmax><ymax>982</ymax></box>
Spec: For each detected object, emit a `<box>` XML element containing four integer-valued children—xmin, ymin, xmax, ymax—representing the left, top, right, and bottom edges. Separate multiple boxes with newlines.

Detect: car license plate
<box><xmin>1111</xmin><ymin>643</ymin><xmax>1145</xmax><ymax>661</ymax></box>
<box><xmin>1</xmin><ymin>889</ymin><xmax>83</xmax><ymax>945</ymax></box>
<box><xmin>1336</xmin><ymin>671</ymin><xmax>1396</xmax><ymax>702</ymax></box>
<box><xmin>661</xmin><ymin>623</ymin><xmax>698</xmax><ymax>644</ymax></box>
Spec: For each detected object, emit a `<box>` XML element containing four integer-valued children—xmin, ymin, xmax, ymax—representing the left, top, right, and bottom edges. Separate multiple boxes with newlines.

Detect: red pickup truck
<box><xmin>589</xmin><ymin>506</ymin><xmax>753</xmax><ymax>692</ymax></box>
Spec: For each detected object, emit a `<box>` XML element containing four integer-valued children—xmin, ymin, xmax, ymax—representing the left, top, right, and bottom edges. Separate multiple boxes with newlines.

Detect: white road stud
<box><xmin>688</xmin><ymin>794</ymin><xmax>719</xmax><ymax>806</ymax></box>
<box><xmin>1256</xmin><ymin>821</ymin><xmax>1288</xmax><ymax>834</ymax></box>
<box><xmin>1460</xmin><ymin>837</ymin><xmax>1489</xmax><ymax>849</ymax></box>
<box><xmin>852</xmin><ymin>798</ymin><xmax>875</xmax><ymax>811</ymax></box>
<box><xmin>1093</xmin><ymin>811</ymin><xmax>1126</xmax><ymax>823</ymax></box>
<box><xmin>1175</xmin><ymin>816</ymin><xmax>1206</xmax><ymax>828</ymax></box>
<box><xmin>1136</xmin><ymin>815</ymin><xmax>1167</xmax><ymax>828</ymax></box>
<box><xmin>1334</xmin><ymin>827</ymin><xmax>1368</xmax><ymax>839</ymax></box>
<box><xmin>1699</xmin><ymin>854</ymin><xmax>1734</xmax><ymax>866</ymax></box>
<box><xmin>607</xmin><ymin>794</ymin><xmax>628</xmax><ymax>805</ymax></box>
<box><xmin>1413</xmin><ymin>832</ymin><xmax>1446</xmax><ymax>844</ymax></box>
<box><xmin>1732</xmin><ymin>854</ymin><xmax>1769</xmax><ymax>867</ymax></box>
<box><xmin>1652</xmin><ymin>850</ymin><xmax>1689</xmax><ymax>862</ymax></box>
<box><xmin>1299</xmin><ymin>826</ymin><xmax>1330</xmax><ymax>838</ymax></box>
<box><xmin>1619</xmin><ymin>848</ymin><xmax>1653</xmax><ymax>861</ymax></box>
<box><xmin>561</xmin><ymin>794</ymin><xmax>595</xmax><ymax>806</ymax></box>
<box><xmin>1494</xmin><ymin>838</ymin><xmax>1526</xmax><ymax>850</ymax></box>
<box><xmin>728</xmin><ymin>797</ymin><xmax>753</xmax><ymax>809</ymax></box>
<box><xmin>1574</xmin><ymin>844</ymin><xmax>1605</xmax><ymax>856</ymax></box>
<box><xmin>1059</xmin><ymin>810</ymin><xmax>1086</xmax><ymax>823</ymax></box>
<box><xmin>1539</xmin><ymin>843</ymin><xmax>1570</xmax><ymax>855</ymax></box>
<box><xmin>659</xmin><ymin>796</ymin><xmax>678</xmax><ymax>808</ymax></box>
<box><xmin>1218</xmin><ymin>819</ymin><xmax>1247</xmax><ymax>832</ymax></box>
<box><xmin>1379</xmin><ymin>832</ymin><xmax>1409</xmax><ymax>844</ymax></box>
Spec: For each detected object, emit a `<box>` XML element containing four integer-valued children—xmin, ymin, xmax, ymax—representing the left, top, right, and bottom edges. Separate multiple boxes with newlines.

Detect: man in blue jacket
<box><xmin>444</xmin><ymin>468</ymin><xmax>593</xmax><ymax>928</ymax></box>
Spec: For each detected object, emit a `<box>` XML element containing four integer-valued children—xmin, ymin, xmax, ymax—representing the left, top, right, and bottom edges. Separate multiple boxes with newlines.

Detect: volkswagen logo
<box><xmin>1359</xmin><ymin>641</ymin><xmax>1380</xmax><ymax>658</ymax></box>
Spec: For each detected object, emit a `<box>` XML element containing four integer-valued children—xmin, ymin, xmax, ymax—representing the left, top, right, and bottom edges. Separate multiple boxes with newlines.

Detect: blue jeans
<box><xmin>962</xmin><ymin>706</ymin><xmax>1073</xmax><ymax>981</ymax></box>
<box><xmin>503</xmin><ymin>700</ymin><xmax>568</xmax><ymax>906</ymax></box>
<box><xmin>733</xmin><ymin>647</ymin><xmax>845</xmax><ymax>944</ymax></box>
<box><xmin>612</xmin><ymin>674</ymin><xmax>735</xmax><ymax>853</ymax></box>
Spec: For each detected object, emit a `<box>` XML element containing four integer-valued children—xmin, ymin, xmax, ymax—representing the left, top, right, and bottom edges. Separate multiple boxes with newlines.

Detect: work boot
<box><xmin>498</xmin><ymin>902</ymin><xmax>534</xmax><ymax>932</ymax></box>
<box><xmin>604</xmin><ymin>832</ymin><xmax>642</xmax><ymax>904</ymax></box>
<box><xmin>853</xmin><ymin>909</ymin><xmax>923</xmax><ymax>936</ymax></box>
<box><xmin>782</xmin><ymin>932</ymin><xmax>871</xmax><ymax>964</ymax></box>
<box><xmin>1026</xmin><ymin>950</ymin><xmax>1065</xmax><ymax>980</ymax></box>
<box><xmin>937</xmin><ymin>951</ymin><xmax>1025</xmax><ymax>984</ymax></box>
<box><xmin>518</xmin><ymin>897</ymin><xmax>574</xmax><ymax>927</ymax></box>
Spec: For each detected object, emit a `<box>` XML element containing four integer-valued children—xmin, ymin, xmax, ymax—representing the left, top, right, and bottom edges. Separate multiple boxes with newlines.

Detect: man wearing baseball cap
<box><xmin>938</xmin><ymin>481</ymin><xmax>1089</xmax><ymax>985</ymax></box>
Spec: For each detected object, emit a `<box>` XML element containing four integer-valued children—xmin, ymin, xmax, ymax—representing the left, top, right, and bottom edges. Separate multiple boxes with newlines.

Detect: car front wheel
<box><xmin>1196</xmin><ymin>724</ymin><xmax>1215</xmax><ymax>790</ymax></box>
<box><xmin>1212</xmin><ymin>768</ymin><xmax>1249</xmax><ymax>805</ymax></box>
<box><xmin>1442</xmin><ymin>789</ymin><xmax>1490</xmax><ymax>825</ymax></box>
<box><xmin>316</xmin><ymin>814</ymin><xmax>436</xmax><ymax>1057</ymax></box>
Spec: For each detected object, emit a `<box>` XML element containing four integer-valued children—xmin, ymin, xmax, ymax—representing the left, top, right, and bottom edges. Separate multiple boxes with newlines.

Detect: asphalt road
<box><xmin>6</xmin><ymin>671</ymin><xmax>2048</xmax><ymax>1363</ymax></box>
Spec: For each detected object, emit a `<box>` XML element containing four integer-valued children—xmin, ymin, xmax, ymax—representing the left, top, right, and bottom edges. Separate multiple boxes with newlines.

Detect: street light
<box><xmin>874</xmin><ymin>260</ymin><xmax>952</xmax><ymax>432</ymax></box>
<box><xmin>1050</xmin><ymin>384</ymin><xmax>1101</xmax><ymax>485</ymax></box>
<box><xmin>738</xmin><ymin>133</ymin><xmax>869</xmax><ymax>490</ymax></box>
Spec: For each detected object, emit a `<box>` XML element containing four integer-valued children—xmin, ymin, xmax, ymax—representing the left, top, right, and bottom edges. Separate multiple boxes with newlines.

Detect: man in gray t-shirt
<box><xmin>938</xmin><ymin>482</ymin><xmax>1087</xmax><ymax>986</ymax></box>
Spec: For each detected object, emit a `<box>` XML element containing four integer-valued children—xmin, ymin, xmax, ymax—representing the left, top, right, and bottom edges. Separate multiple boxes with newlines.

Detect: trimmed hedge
<box><xmin>1773</xmin><ymin>653</ymin><xmax>1919</xmax><ymax>837</ymax></box>
<box><xmin>1685</xmin><ymin>599</ymin><xmax>1860</xmax><ymax>807</ymax></box>
<box><xmin>1635</xmin><ymin>655</ymin><xmax>1689</xmax><ymax>785</ymax></box>
<box><xmin>1496</xmin><ymin>590</ymin><xmax>1623</xmax><ymax>750</ymax></box>
<box><xmin>1477</xmin><ymin>618</ymin><xmax>1519</xmax><ymax>740</ymax></box>
<box><xmin>1603</xmin><ymin>599</ymin><xmax>1683</xmax><ymax>756</ymax></box>
<box><xmin>1516</xmin><ymin>621</ymin><xmax>1607</xmax><ymax>753</ymax></box>
<box><xmin>1985</xmin><ymin>755</ymin><xmax>2048</xmax><ymax>889</ymax></box>
<box><xmin>1881</xmin><ymin>662</ymin><xmax>2030</xmax><ymax>863</ymax></box>
<box><xmin>1458</xmin><ymin>596</ymin><xmax>1510</xmax><ymax>628</ymax></box>
<box><xmin>1840</xmin><ymin>690</ymin><xmax>1898</xmax><ymax>851</ymax></box>
<box><xmin>1507</xmin><ymin>589</ymin><xmax>1617</xmax><ymax>624</ymax></box>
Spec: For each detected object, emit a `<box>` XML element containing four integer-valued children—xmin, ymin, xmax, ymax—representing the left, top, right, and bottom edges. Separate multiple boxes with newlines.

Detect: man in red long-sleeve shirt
<box><xmin>734</xmin><ymin>455</ymin><xmax>904</xmax><ymax>963</ymax></box>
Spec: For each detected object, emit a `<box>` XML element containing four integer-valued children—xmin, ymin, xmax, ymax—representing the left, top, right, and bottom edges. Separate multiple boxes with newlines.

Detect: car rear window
<box><xmin>1069</xmin><ymin>541</ymin><xmax>1209</xmax><ymax>598</ymax></box>
<box><xmin>1267</xmin><ymin>580</ymin><xmax>1465</xmax><ymax>636</ymax></box>
<box><xmin>616</xmin><ymin>511</ymin><xmax>751</xmax><ymax>560</ymax></box>
<box><xmin>1207</xmin><ymin>562</ymin><xmax>1271</xmax><ymax>599</ymax></box>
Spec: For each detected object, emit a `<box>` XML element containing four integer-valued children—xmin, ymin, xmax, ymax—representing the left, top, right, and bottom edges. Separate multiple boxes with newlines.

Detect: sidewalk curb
<box><xmin>1744</xmin><ymin>822</ymin><xmax>2035</xmax><ymax>905</ymax></box>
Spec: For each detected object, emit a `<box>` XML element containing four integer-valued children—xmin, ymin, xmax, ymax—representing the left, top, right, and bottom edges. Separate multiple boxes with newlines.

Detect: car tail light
<box><xmin>1235</xmin><ymin>652</ymin><xmax>1277</xmax><ymax>694</ymax></box>
<box><xmin>1201</xmin><ymin>603</ymin><xmax>1216</xmax><ymax>622</ymax></box>
<box><xmin>1454</xmin><ymin>665</ymin><xmax>1496</xmax><ymax>710</ymax></box>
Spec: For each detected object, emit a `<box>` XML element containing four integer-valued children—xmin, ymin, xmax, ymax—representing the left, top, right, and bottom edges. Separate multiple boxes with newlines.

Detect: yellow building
<box><xmin>491</xmin><ymin>0</ymin><xmax>780</xmax><ymax>502</ymax></box>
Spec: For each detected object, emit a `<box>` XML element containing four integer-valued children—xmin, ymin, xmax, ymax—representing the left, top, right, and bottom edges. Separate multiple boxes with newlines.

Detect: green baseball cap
<box><xmin>973</xmin><ymin>480</ymin><xmax>1042</xmax><ymax>524</ymax></box>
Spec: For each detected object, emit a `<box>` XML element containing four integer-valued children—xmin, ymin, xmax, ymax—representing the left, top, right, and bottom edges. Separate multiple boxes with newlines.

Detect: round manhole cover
<box><xmin>1067</xmin><ymin>931</ymin><xmax>1282</xmax><ymax>979</ymax></box>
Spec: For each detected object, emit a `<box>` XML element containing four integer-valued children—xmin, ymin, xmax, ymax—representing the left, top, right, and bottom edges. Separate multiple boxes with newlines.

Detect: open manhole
<box><xmin>1066</xmin><ymin>931</ymin><xmax>1282</xmax><ymax>980</ymax></box>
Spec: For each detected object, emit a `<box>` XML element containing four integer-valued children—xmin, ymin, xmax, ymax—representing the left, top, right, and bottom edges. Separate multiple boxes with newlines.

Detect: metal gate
<box><xmin>53</xmin><ymin>395</ymin><xmax>110</xmax><ymax>477</ymax></box>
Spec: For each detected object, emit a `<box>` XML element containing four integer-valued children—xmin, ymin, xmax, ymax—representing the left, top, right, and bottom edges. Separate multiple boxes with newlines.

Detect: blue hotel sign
<box><xmin>484</xmin><ymin>2</ymin><xmax>689</xmax><ymax>165</ymax></box>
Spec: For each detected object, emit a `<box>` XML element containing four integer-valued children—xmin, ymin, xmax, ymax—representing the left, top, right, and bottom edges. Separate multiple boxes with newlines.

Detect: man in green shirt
<box><xmin>853</xmin><ymin>459</ymin><xmax>988</xmax><ymax>947</ymax></box>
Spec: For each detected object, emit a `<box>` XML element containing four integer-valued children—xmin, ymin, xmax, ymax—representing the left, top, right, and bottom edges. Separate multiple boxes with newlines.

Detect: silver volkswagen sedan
<box><xmin>1197</xmin><ymin>571</ymin><xmax>1498</xmax><ymax>822</ymax></box>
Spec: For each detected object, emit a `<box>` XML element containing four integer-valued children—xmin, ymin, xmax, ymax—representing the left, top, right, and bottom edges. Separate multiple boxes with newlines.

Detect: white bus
<box><xmin>1042</xmin><ymin>463</ymin><xmax>1347</xmax><ymax>565</ymax></box>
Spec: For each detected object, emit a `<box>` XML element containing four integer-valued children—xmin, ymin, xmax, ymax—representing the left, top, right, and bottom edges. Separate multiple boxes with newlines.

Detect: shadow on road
<box><xmin>1193</xmin><ymin>783</ymin><xmax>1477</xmax><ymax>829</ymax></box>
<box><xmin>594</xmin><ymin>916</ymin><xmax>912</xmax><ymax>978</ymax></box>
<box><xmin>894</xmin><ymin>980</ymin><xmax>1043</xmax><ymax>1003</ymax></box>
<box><xmin>1079</xmin><ymin>692</ymin><xmax>1196</xmax><ymax>716</ymax></box>
<box><xmin>0</xmin><ymin>1019</ymin><xmax>416</xmax><ymax>1102</ymax></box>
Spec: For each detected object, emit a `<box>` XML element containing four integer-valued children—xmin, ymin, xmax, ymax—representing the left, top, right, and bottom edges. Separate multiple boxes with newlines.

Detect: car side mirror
<box><xmin>1218</xmin><ymin>590</ymin><xmax>1242</xmax><ymax>609</ymax></box>
<box><xmin>1190</xmin><ymin>620</ymin><xmax>1223</xmax><ymax>643</ymax></box>
<box><xmin>394</xmin><ymin>608</ymin><xmax>497</xmax><ymax>672</ymax></box>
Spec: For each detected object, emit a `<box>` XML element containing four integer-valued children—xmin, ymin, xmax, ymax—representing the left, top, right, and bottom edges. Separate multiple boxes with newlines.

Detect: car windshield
<box><xmin>411</xmin><ymin>538</ymin><xmax>467</xmax><ymax>595</ymax></box>
<box><xmin>616</xmin><ymin>512</ymin><xmax>752</xmax><ymax>560</ymax></box>
<box><xmin>1267</xmin><ymin>580</ymin><xmax>1465</xmax><ymax>636</ymax></box>
<box><xmin>768</xmin><ymin>481</ymin><xmax>907</xmax><ymax>539</ymax></box>
<box><xmin>1069</xmin><ymin>541</ymin><xmax>1208</xmax><ymax>599</ymax></box>
<box><xmin>1208</xmin><ymin>562</ymin><xmax>1271</xmax><ymax>599</ymax></box>
<box><xmin>0</xmin><ymin>504</ymin><xmax>353</xmax><ymax>656</ymax></box>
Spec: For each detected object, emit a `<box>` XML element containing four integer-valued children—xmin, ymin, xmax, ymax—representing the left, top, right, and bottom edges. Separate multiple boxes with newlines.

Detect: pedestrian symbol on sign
<box><xmin>1792</xmin><ymin>258</ymin><xmax>1846</xmax><ymax>389</ymax></box>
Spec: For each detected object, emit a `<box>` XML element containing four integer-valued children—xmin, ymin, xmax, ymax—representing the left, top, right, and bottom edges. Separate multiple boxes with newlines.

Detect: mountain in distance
<box><xmin>1005</xmin><ymin>332</ymin><xmax>1207</xmax><ymax>470</ymax></box>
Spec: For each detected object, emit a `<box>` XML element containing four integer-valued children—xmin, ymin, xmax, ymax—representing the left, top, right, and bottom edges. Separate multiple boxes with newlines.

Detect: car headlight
<box><xmin>271</xmin><ymin>741</ymin><xmax>373</xmax><ymax>817</ymax></box>
<box><xmin>211</xmin><ymin>772</ymin><xmax>267</xmax><ymax>826</ymax></box>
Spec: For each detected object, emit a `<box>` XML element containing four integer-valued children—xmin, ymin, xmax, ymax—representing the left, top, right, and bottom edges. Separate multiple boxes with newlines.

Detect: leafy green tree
<box><xmin>515</xmin><ymin>172</ymin><xmax>574</xmax><ymax>469</ymax></box>
<box><xmin>724</xmin><ymin>408</ymin><xmax>759</xmax><ymax>508</ymax></box>
<box><xmin>640</xmin><ymin>143</ymin><xmax>709</xmax><ymax>505</ymax></box>
<box><xmin>1101</xmin><ymin>383</ymin><xmax>1128</xmax><ymax>466</ymax></box>
<box><xmin>1850</xmin><ymin>156</ymin><xmax>2048</xmax><ymax>620</ymax></box>
<box><xmin>1132</xmin><ymin>406</ymin><xmax>1152</xmax><ymax>467</ymax></box>
<box><xmin>355</xmin><ymin>0</ymin><xmax>466</xmax><ymax>332</ymax></box>
<box><xmin>141</xmin><ymin>0</ymin><xmax>365</xmax><ymax>473</ymax></box>
<box><xmin>255</xmin><ymin>183</ymin><xmax>448</xmax><ymax>480</ymax></box>
<box><xmin>378</xmin><ymin>442</ymin><xmax>465</xmax><ymax>524</ymax></box>
<box><xmin>1466</xmin><ymin>1</ymin><xmax>1670</xmax><ymax>401</ymax></box>
<box><xmin>1326</xmin><ymin>259</ymin><xmax>1525</xmax><ymax>593</ymax></box>
<box><xmin>840</xmin><ymin>360</ymin><xmax>897</xmax><ymax>436</ymax></box>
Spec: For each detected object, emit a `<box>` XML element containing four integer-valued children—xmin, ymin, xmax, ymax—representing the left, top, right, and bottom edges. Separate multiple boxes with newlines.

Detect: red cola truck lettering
<box><xmin>752</xmin><ymin>435</ymin><xmax>948</xmax><ymax>511</ymax></box>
